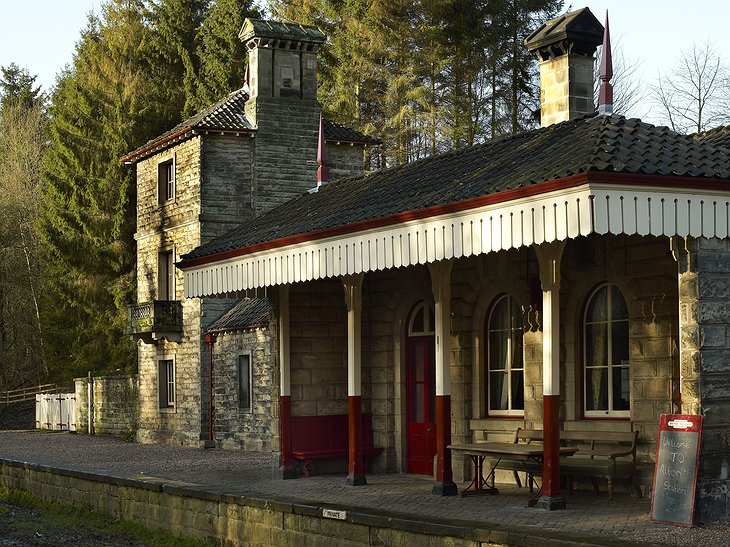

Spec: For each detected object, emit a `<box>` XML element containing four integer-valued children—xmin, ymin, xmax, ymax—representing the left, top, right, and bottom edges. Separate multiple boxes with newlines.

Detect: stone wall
<box><xmin>289</xmin><ymin>280</ymin><xmax>348</xmax><ymax>417</ymax></box>
<box><xmin>277</xmin><ymin>234</ymin><xmax>680</xmax><ymax>488</ymax></box>
<box><xmin>211</xmin><ymin>327</ymin><xmax>277</xmax><ymax>451</ymax></box>
<box><xmin>676</xmin><ymin>236</ymin><xmax>730</xmax><ymax>520</ymax></box>
<box><xmin>74</xmin><ymin>375</ymin><xmax>139</xmax><ymax>438</ymax></box>
<box><xmin>328</xmin><ymin>143</ymin><xmax>367</xmax><ymax>182</ymax></box>
<box><xmin>0</xmin><ymin>457</ymin><xmax>537</xmax><ymax>546</ymax></box>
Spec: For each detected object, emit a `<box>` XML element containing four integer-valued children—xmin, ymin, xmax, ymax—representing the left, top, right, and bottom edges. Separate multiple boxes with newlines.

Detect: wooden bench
<box><xmin>489</xmin><ymin>428</ymin><xmax>642</xmax><ymax>499</ymax></box>
<box><xmin>291</xmin><ymin>414</ymin><xmax>383</xmax><ymax>477</ymax></box>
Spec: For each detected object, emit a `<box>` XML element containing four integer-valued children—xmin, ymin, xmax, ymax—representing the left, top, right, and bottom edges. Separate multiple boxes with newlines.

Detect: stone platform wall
<box><xmin>0</xmin><ymin>458</ymin><xmax>515</xmax><ymax>547</ymax></box>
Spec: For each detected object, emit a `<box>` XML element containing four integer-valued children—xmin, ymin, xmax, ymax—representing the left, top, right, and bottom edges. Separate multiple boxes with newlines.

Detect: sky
<box><xmin>1</xmin><ymin>1</ymin><xmax>729</xmax><ymax>126</ymax></box>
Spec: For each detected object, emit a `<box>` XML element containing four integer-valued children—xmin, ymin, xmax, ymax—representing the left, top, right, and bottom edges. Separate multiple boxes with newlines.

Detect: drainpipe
<box><xmin>204</xmin><ymin>333</ymin><xmax>216</xmax><ymax>445</ymax></box>
<box><xmin>87</xmin><ymin>371</ymin><xmax>93</xmax><ymax>435</ymax></box>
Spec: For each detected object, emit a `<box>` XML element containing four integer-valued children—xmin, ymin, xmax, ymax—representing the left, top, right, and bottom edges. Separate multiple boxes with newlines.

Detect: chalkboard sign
<box><xmin>650</xmin><ymin>414</ymin><xmax>702</xmax><ymax>527</ymax></box>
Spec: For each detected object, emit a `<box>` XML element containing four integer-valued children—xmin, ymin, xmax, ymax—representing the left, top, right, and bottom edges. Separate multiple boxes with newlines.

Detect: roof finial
<box><xmin>598</xmin><ymin>10</ymin><xmax>613</xmax><ymax>116</ymax></box>
<box><xmin>316</xmin><ymin>114</ymin><xmax>328</xmax><ymax>187</ymax></box>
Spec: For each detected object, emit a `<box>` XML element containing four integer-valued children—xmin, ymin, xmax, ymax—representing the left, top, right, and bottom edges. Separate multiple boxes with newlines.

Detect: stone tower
<box><xmin>240</xmin><ymin>20</ymin><xmax>326</xmax><ymax>215</ymax></box>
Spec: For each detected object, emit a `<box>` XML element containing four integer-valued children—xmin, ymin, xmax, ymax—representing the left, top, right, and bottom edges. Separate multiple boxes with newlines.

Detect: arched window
<box><xmin>583</xmin><ymin>284</ymin><xmax>630</xmax><ymax>418</ymax></box>
<box><xmin>486</xmin><ymin>295</ymin><xmax>524</xmax><ymax>415</ymax></box>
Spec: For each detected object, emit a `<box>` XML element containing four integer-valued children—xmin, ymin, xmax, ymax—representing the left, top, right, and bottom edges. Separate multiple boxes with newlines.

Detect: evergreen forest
<box><xmin>0</xmin><ymin>0</ymin><xmax>725</xmax><ymax>390</ymax></box>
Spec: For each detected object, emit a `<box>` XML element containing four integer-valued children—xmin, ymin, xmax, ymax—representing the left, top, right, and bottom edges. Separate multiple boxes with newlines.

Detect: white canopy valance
<box><xmin>184</xmin><ymin>183</ymin><xmax>730</xmax><ymax>298</ymax></box>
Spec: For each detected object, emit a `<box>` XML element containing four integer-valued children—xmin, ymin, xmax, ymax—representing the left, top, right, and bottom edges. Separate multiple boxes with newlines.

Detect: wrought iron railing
<box><xmin>126</xmin><ymin>300</ymin><xmax>182</xmax><ymax>335</ymax></box>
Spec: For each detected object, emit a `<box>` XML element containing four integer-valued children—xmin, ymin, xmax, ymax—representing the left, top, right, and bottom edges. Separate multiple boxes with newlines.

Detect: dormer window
<box><xmin>158</xmin><ymin>158</ymin><xmax>175</xmax><ymax>204</ymax></box>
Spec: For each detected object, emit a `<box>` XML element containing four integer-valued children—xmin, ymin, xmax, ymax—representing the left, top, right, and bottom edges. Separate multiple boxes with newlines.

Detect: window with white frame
<box><xmin>238</xmin><ymin>353</ymin><xmax>252</xmax><ymax>411</ymax></box>
<box><xmin>158</xmin><ymin>250</ymin><xmax>174</xmax><ymax>301</ymax></box>
<box><xmin>158</xmin><ymin>158</ymin><xmax>174</xmax><ymax>204</ymax></box>
<box><xmin>486</xmin><ymin>294</ymin><xmax>524</xmax><ymax>415</ymax></box>
<box><xmin>158</xmin><ymin>359</ymin><xmax>175</xmax><ymax>408</ymax></box>
<box><xmin>583</xmin><ymin>283</ymin><xmax>630</xmax><ymax>418</ymax></box>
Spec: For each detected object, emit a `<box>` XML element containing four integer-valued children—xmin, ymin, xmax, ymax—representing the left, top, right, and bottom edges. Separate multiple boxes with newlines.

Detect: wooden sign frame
<box><xmin>650</xmin><ymin>414</ymin><xmax>702</xmax><ymax>527</ymax></box>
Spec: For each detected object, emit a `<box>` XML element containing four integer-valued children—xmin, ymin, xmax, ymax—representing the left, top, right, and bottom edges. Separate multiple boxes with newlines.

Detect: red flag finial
<box><xmin>598</xmin><ymin>10</ymin><xmax>613</xmax><ymax>115</ymax></box>
<box><xmin>317</xmin><ymin>114</ymin><xmax>329</xmax><ymax>186</ymax></box>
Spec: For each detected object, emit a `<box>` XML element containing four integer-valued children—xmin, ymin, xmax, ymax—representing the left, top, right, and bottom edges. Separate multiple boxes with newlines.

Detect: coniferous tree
<box><xmin>0</xmin><ymin>64</ymin><xmax>44</xmax><ymax>115</ymax></box>
<box><xmin>39</xmin><ymin>1</ymin><xmax>155</xmax><ymax>381</ymax></box>
<box><xmin>195</xmin><ymin>0</ymin><xmax>260</xmax><ymax>109</ymax></box>
<box><xmin>148</xmin><ymin>0</ymin><xmax>210</xmax><ymax>119</ymax></box>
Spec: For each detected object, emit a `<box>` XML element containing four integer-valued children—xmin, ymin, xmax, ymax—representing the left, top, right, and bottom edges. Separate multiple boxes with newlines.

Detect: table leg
<box><xmin>524</xmin><ymin>456</ymin><xmax>542</xmax><ymax>507</ymax></box>
<box><xmin>460</xmin><ymin>455</ymin><xmax>499</xmax><ymax>496</ymax></box>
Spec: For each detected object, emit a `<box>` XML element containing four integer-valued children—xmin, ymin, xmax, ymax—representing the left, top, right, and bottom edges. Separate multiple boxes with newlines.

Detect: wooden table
<box><xmin>448</xmin><ymin>442</ymin><xmax>577</xmax><ymax>505</ymax></box>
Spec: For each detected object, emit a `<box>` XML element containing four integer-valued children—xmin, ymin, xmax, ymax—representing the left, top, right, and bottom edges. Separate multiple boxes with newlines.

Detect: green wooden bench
<box><xmin>489</xmin><ymin>428</ymin><xmax>642</xmax><ymax>499</ymax></box>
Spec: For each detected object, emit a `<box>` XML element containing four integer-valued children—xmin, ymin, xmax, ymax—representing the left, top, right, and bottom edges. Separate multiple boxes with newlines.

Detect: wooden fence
<box><xmin>0</xmin><ymin>384</ymin><xmax>59</xmax><ymax>405</ymax></box>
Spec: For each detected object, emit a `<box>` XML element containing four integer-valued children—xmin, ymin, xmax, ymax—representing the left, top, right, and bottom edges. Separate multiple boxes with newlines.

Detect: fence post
<box><xmin>88</xmin><ymin>371</ymin><xmax>94</xmax><ymax>435</ymax></box>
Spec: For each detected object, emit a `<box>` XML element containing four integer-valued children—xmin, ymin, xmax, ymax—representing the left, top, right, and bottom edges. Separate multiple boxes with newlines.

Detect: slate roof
<box><xmin>181</xmin><ymin>113</ymin><xmax>730</xmax><ymax>263</ymax></box>
<box><xmin>239</xmin><ymin>19</ymin><xmax>325</xmax><ymax>45</ymax></box>
<box><xmin>525</xmin><ymin>7</ymin><xmax>603</xmax><ymax>55</ymax></box>
<box><xmin>122</xmin><ymin>89</ymin><xmax>377</xmax><ymax>164</ymax></box>
<box><xmin>205</xmin><ymin>298</ymin><xmax>271</xmax><ymax>334</ymax></box>
<box><xmin>121</xmin><ymin>88</ymin><xmax>254</xmax><ymax>163</ymax></box>
<box><xmin>695</xmin><ymin>126</ymin><xmax>730</xmax><ymax>153</ymax></box>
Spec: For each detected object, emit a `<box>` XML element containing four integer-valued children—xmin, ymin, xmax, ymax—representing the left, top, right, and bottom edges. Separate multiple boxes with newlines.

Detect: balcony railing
<box><xmin>126</xmin><ymin>300</ymin><xmax>182</xmax><ymax>340</ymax></box>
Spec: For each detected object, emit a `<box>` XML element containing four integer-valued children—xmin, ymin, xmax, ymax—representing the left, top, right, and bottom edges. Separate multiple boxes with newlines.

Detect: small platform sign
<box><xmin>650</xmin><ymin>414</ymin><xmax>702</xmax><ymax>527</ymax></box>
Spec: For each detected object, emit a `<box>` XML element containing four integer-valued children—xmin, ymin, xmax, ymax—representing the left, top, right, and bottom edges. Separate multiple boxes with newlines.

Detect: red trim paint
<box><xmin>178</xmin><ymin>171</ymin><xmax>730</xmax><ymax>270</ymax></box>
<box><xmin>542</xmin><ymin>394</ymin><xmax>561</xmax><ymax>498</ymax></box>
<box><xmin>204</xmin><ymin>333</ymin><xmax>216</xmax><ymax>442</ymax></box>
<box><xmin>280</xmin><ymin>395</ymin><xmax>293</xmax><ymax>467</ymax></box>
<box><xmin>348</xmin><ymin>395</ymin><xmax>364</xmax><ymax>477</ymax></box>
<box><xmin>435</xmin><ymin>395</ymin><xmax>453</xmax><ymax>484</ymax></box>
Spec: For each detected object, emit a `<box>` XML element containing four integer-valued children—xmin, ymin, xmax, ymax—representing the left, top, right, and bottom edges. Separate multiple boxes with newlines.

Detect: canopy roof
<box><xmin>178</xmin><ymin>114</ymin><xmax>730</xmax><ymax>298</ymax></box>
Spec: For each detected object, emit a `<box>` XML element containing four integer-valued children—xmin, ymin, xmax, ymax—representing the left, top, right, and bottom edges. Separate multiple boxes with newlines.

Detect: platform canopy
<box><xmin>178</xmin><ymin>114</ymin><xmax>730</xmax><ymax>298</ymax></box>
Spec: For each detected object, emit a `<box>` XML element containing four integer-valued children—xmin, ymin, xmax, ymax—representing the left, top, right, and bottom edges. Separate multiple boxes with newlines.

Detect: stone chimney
<box><xmin>238</xmin><ymin>19</ymin><xmax>326</xmax><ymax>214</ymax></box>
<box><xmin>525</xmin><ymin>8</ymin><xmax>604</xmax><ymax>127</ymax></box>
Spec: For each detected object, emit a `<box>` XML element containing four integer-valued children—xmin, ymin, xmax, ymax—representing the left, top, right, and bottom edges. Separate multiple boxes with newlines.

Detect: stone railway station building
<box><xmin>121</xmin><ymin>9</ymin><xmax>730</xmax><ymax>521</ymax></box>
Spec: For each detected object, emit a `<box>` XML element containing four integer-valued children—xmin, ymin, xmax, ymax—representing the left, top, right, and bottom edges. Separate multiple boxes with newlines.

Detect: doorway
<box><xmin>405</xmin><ymin>301</ymin><xmax>436</xmax><ymax>475</ymax></box>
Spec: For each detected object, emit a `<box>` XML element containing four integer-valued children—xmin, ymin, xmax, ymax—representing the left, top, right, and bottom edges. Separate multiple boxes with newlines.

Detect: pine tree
<box><xmin>39</xmin><ymin>0</ymin><xmax>156</xmax><ymax>381</ymax></box>
<box><xmin>195</xmin><ymin>0</ymin><xmax>260</xmax><ymax>109</ymax></box>
<box><xmin>0</xmin><ymin>64</ymin><xmax>44</xmax><ymax>115</ymax></box>
<box><xmin>148</xmin><ymin>0</ymin><xmax>210</xmax><ymax>119</ymax></box>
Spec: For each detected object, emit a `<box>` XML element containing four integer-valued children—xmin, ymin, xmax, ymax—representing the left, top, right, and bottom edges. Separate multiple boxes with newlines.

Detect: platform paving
<box><xmin>0</xmin><ymin>431</ymin><xmax>726</xmax><ymax>546</ymax></box>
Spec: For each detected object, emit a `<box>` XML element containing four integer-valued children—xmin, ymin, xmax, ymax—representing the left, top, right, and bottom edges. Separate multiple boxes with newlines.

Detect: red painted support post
<box><xmin>343</xmin><ymin>273</ymin><xmax>367</xmax><ymax>486</ymax></box>
<box><xmin>347</xmin><ymin>395</ymin><xmax>365</xmax><ymax>485</ymax></box>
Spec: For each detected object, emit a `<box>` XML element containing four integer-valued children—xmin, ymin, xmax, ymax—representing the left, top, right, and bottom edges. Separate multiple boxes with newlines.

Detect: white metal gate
<box><xmin>35</xmin><ymin>393</ymin><xmax>76</xmax><ymax>431</ymax></box>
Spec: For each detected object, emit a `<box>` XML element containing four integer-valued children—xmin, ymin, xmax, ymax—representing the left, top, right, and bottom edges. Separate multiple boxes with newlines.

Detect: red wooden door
<box><xmin>406</xmin><ymin>335</ymin><xmax>436</xmax><ymax>475</ymax></box>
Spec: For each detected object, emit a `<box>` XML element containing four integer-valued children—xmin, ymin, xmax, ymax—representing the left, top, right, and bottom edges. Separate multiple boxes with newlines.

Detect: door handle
<box><xmin>427</xmin><ymin>428</ymin><xmax>432</xmax><ymax>432</ymax></box>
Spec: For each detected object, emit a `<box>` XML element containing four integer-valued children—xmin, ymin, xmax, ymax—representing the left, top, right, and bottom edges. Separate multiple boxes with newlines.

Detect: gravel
<box><xmin>2</xmin><ymin>430</ymin><xmax>730</xmax><ymax>546</ymax></box>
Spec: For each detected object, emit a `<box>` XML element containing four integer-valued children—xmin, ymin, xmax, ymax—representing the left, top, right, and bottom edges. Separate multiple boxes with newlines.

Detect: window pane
<box><xmin>489</xmin><ymin>371</ymin><xmax>508</xmax><ymax>411</ymax></box>
<box><xmin>586</xmin><ymin>324</ymin><xmax>608</xmax><ymax>366</ymax></box>
<box><xmin>511</xmin><ymin>330</ymin><xmax>523</xmax><ymax>370</ymax></box>
<box><xmin>238</xmin><ymin>355</ymin><xmax>251</xmax><ymax>410</ymax></box>
<box><xmin>412</xmin><ymin>343</ymin><xmax>424</xmax><ymax>382</ymax></box>
<box><xmin>611</xmin><ymin>320</ymin><xmax>629</xmax><ymax>365</ymax></box>
<box><xmin>611</xmin><ymin>285</ymin><xmax>628</xmax><ymax>320</ymax></box>
<box><xmin>587</xmin><ymin>286</ymin><xmax>608</xmax><ymax>322</ymax></box>
<box><xmin>511</xmin><ymin>370</ymin><xmax>524</xmax><ymax>410</ymax></box>
<box><xmin>427</xmin><ymin>306</ymin><xmax>435</xmax><ymax>333</ymax></box>
<box><xmin>166</xmin><ymin>361</ymin><xmax>175</xmax><ymax>405</ymax></box>
<box><xmin>411</xmin><ymin>307</ymin><xmax>424</xmax><ymax>334</ymax></box>
<box><xmin>585</xmin><ymin>367</ymin><xmax>608</xmax><ymax>411</ymax></box>
<box><xmin>612</xmin><ymin>366</ymin><xmax>630</xmax><ymax>410</ymax></box>
<box><xmin>489</xmin><ymin>330</ymin><xmax>508</xmax><ymax>371</ymax></box>
<box><xmin>491</xmin><ymin>298</ymin><xmax>509</xmax><ymax>330</ymax></box>
<box><xmin>411</xmin><ymin>382</ymin><xmax>425</xmax><ymax>422</ymax></box>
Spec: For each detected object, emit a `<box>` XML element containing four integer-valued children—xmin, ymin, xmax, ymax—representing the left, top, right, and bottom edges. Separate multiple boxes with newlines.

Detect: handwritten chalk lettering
<box><xmin>664</xmin><ymin>481</ymin><xmax>688</xmax><ymax>495</ymax></box>
<box><xmin>669</xmin><ymin>452</ymin><xmax>685</xmax><ymax>464</ymax></box>
<box><xmin>663</xmin><ymin>438</ymin><xmax>689</xmax><ymax>449</ymax></box>
<box><xmin>659</xmin><ymin>464</ymin><xmax>684</xmax><ymax>478</ymax></box>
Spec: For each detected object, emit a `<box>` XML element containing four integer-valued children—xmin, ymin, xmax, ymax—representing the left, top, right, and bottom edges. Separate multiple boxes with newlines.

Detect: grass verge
<box><xmin>0</xmin><ymin>487</ymin><xmax>211</xmax><ymax>547</ymax></box>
